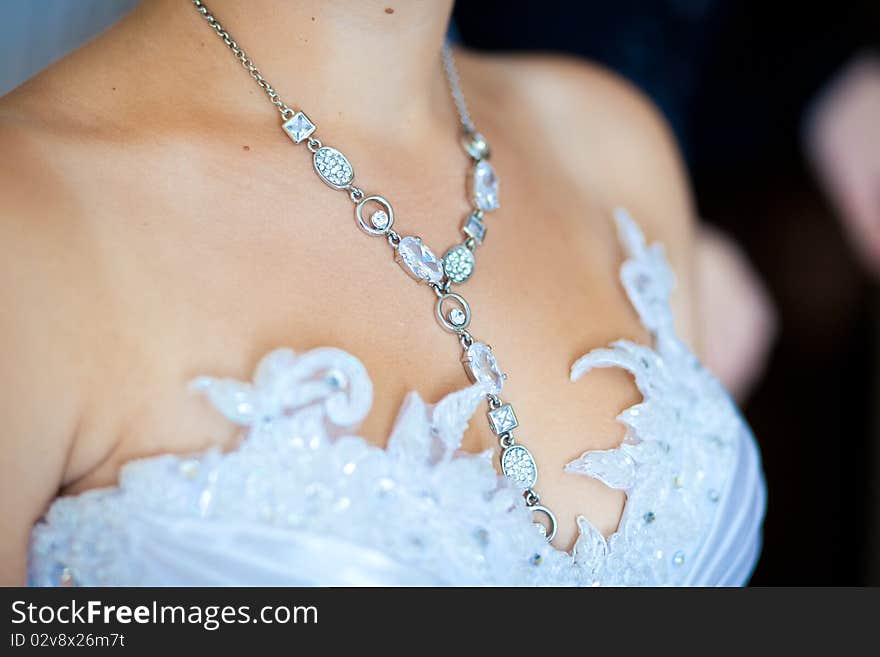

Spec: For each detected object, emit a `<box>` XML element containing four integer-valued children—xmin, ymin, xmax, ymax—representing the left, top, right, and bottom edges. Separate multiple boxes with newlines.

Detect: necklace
<box><xmin>191</xmin><ymin>0</ymin><xmax>557</xmax><ymax>542</ymax></box>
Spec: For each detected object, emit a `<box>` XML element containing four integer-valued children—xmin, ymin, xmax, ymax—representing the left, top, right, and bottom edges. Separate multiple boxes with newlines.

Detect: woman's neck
<box><xmin>135</xmin><ymin>0</ymin><xmax>456</xmax><ymax>138</ymax></box>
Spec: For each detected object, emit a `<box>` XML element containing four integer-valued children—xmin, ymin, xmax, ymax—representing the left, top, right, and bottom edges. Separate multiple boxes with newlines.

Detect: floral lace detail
<box><xmin>28</xmin><ymin>209</ymin><xmax>753</xmax><ymax>587</ymax></box>
<box><xmin>564</xmin><ymin>209</ymin><xmax>740</xmax><ymax>585</ymax></box>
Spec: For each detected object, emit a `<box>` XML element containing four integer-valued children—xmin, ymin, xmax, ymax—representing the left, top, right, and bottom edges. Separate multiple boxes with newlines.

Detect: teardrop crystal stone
<box><xmin>462</xmin><ymin>342</ymin><xmax>503</xmax><ymax>394</ymax></box>
<box><xmin>471</xmin><ymin>160</ymin><xmax>499</xmax><ymax>212</ymax></box>
<box><xmin>395</xmin><ymin>236</ymin><xmax>444</xmax><ymax>284</ymax></box>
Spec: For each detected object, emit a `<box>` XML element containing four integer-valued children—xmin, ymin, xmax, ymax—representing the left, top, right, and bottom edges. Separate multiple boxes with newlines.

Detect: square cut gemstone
<box><xmin>282</xmin><ymin>111</ymin><xmax>316</xmax><ymax>143</ymax></box>
<box><xmin>462</xmin><ymin>213</ymin><xmax>486</xmax><ymax>244</ymax></box>
<box><xmin>488</xmin><ymin>403</ymin><xmax>518</xmax><ymax>435</ymax></box>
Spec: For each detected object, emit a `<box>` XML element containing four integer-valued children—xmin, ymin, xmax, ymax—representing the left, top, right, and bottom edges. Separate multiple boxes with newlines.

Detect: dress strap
<box><xmin>614</xmin><ymin>208</ymin><xmax>683</xmax><ymax>357</ymax></box>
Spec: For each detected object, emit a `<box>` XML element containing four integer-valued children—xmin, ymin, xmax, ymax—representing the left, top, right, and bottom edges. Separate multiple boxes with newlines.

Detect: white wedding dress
<box><xmin>28</xmin><ymin>210</ymin><xmax>766</xmax><ymax>587</ymax></box>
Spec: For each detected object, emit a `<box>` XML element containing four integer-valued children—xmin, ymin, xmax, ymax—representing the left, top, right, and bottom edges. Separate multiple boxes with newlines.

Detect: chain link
<box><xmin>191</xmin><ymin>0</ymin><xmax>293</xmax><ymax>118</ymax></box>
<box><xmin>523</xmin><ymin>489</ymin><xmax>541</xmax><ymax>507</ymax></box>
<box><xmin>442</xmin><ymin>41</ymin><xmax>475</xmax><ymax>135</ymax></box>
<box><xmin>193</xmin><ymin>1</ymin><xmax>473</xmax><ymax>132</ymax></box>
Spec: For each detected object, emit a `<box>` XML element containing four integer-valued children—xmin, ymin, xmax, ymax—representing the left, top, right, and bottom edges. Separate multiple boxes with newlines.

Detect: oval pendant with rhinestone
<box><xmin>443</xmin><ymin>244</ymin><xmax>475</xmax><ymax>284</ymax></box>
<box><xmin>313</xmin><ymin>146</ymin><xmax>354</xmax><ymax>189</ymax></box>
<box><xmin>501</xmin><ymin>445</ymin><xmax>537</xmax><ymax>489</ymax></box>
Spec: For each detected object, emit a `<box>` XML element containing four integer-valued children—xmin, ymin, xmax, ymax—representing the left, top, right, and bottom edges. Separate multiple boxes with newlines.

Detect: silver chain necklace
<box><xmin>191</xmin><ymin>0</ymin><xmax>557</xmax><ymax>542</ymax></box>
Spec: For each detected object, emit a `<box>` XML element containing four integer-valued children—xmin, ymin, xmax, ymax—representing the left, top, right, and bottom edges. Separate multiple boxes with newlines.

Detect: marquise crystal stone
<box><xmin>501</xmin><ymin>445</ymin><xmax>537</xmax><ymax>489</ymax></box>
<box><xmin>282</xmin><ymin>111</ymin><xmax>316</xmax><ymax>144</ymax></box>
<box><xmin>462</xmin><ymin>342</ymin><xmax>503</xmax><ymax>394</ymax></box>
<box><xmin>313</xmin><ymin>147</ymin><xmax>354</xmax><ymax>188</ymax></box>
<box><xmin>396</xmin><ymin>236</ymin><xmax>444</xmax><ymax>284</ymax></box>
<box><xmin>471</xmin><ymin>160</ymin><xmax>499</xmax><ymax>212</ymax></box>
<box><xmin>443</xmin><ymin>245</ymin><xmax>475</xmax><ymax>284</ymax></box>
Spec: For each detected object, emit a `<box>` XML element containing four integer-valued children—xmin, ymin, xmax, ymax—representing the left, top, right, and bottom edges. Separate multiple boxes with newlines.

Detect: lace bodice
<box><xmin>28</xmin><ymin>210</ymin><xmax>765</xmax><ymax>587</ymax></box>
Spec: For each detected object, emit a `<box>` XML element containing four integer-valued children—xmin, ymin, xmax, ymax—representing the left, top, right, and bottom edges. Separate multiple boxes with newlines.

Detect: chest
<box><xmin>62</xmin><ymin>134</ymin><xmax>649</xmax><ymax>544</ymax></box>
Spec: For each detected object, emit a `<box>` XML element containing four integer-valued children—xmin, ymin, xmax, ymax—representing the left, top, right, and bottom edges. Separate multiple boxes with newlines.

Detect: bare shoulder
<box><xmin>462</xmin><ymin>50</ymin><xmax>694</xmax><ymax>234</ymax></box>
<box><xmin>460</xmin><ymin>49</ymin><xmax>698</xmax><ymax>341</ymax></box>
<box><xmin>0</xmin><ymin>81</ymin><xmax>100</xmax><ymax>583</ymax></box>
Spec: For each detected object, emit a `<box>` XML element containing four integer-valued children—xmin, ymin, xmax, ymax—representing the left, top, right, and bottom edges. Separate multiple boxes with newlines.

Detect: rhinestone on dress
<box><xmin>462</xmin><ymin>212</ymin><xmax>486</xmax><ymax>244</ymax></box>
<box><xmin>501</xmin><ymin>445</ymin><xmax>537</xmax><ymax>489</ymax></box>
<box><xmin>462</xmin><ymin>342</ymin><xmax>503</xmax><ymax>394</ymax></box>
<box><xmin>282</xmin><ymin>111</ymin><xmax>316</xmax><ymax>144</ymax></box>
<box><xmin>471</xmin><ymin>160</ymin><xmax>499</xmax><ymax>211</ymax></box>
<box><xmin>313</xmin><ymin>147</ymin><xmax>354</xmax><ymax>189</ymax></box>
<box><xmin>443</xmin><ymin>245</ymin><xmax>475</xmax><ymax>284</ymax></box>
<box><xmin>488</xmin><ymin>403</ymin><xmax>518</xmax><ymax>435</ymax></box>
<box><xmin>396</xmin><ymin>236</ymin><xmax>444</xmax><ymax>284</ymax></box>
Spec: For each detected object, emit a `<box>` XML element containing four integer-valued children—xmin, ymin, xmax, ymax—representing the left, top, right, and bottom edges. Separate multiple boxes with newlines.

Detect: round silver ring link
<box><xmin>499</xmin><ymin>432</ymin><xmax>515</xmax><ymax>449</ymax></box>
<box><xmin>530</xmin><ymin>505</ymin><xmax>558</xmax><ymax>542</ymax></box>
<box><xmin>307</xmin><ymin>138</ymin><xmax>322</xmax><ymax>154</ymax></box>
<box><xmin>354</xmin><ymin>194</ymin><xmax>393</xmax><ymax>235</ymax></box>
<box><xmin>386</xmin><ymin>230</ymin><xmax>402</xmax><ymax>249</ymax></box>
<box><xmin>435</xmin><ymin>292</ymin><xmax>472</xmax><ymax>333</ymax></box>
<box><xmin>458</xmin><ymin>331</ymin><xmax>474</xmax><ymax>349</ymax></box>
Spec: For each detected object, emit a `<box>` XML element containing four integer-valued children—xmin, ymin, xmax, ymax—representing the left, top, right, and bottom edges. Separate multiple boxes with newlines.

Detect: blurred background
<box><xmin>2</xmin><ymin>0</ymin><xmax>878</xmax><ymax>584</ymax></box>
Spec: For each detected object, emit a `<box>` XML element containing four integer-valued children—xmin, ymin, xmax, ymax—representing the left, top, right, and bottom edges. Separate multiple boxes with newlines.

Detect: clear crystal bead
<box><xmin>395</xmin><ymin>237</ymin><xmax>444</xmax><ymax>284</ymax></box>
<box><xmin>462</xmin><ymin>342</ymin><xmax>503</xmax><ymax>394</ymax></box>
<box><xmin>471</xmin><ymin>160</ymin><xmax>499</xmax><ymax>212</ymax></box>
<box><xmin>448</xmin><ymin>308</ymin><xmax>467</xmax><ymax>326</ymax></box>
<box><xmin>370</xmin><ymin>210</ymin><xmax>390</xmax><ymax>230</ymax></box>
<box><xmin>462</xmin><ymin>132</ymin><xmax>490</xmax><ymax>160</ymax></box>
<box><xmin>282</xmin><ymin>111</ymin><xmax>316</xmax><ymax>143</ymax></box>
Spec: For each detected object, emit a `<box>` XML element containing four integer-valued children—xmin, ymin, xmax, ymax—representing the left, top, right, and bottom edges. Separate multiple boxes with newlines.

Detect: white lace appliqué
<box><xmin>28</xmin><ymin>209</ymin><xmax>746</xmax><ymax>587</ymax></box>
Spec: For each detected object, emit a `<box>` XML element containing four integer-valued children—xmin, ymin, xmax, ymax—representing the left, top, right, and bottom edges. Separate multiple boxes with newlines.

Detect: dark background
<box><xmin>455</xmin><ymin>0</ymin><xmax>880</xmax><ymax>585</ymax></box>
